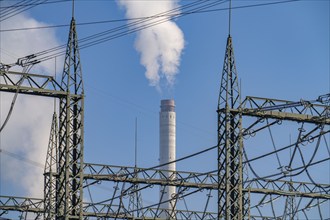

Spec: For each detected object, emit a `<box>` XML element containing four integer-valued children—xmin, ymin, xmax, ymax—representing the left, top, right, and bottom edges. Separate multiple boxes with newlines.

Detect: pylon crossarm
<box><xmin>83</xmin><ymin>163</ymin><xmax>218</xmax><ymax>189</ymax></box>
<box><xmin>247</xmin><ymin>178</ymin><xmax>330</xmax><ymax>198</ymax></box>
<box><xmin>1</xmin><ymin>176</ymin><xmax>328</xmax><ymax>217</ymax></box>
<box><xmin>0</xmin><ymin>70</ymin><xmax>71</xmax><ymax>98</ymax></box>
<box><xmin>0</xmin><ymin>196</ymin><xmax>44</xmax><ymax>213</ymax></box>
<box><xmin>238</xmin><ymin>108</ymin><xmax>330</xmax><ymax>124</ymax></box>
<box><xmin>240</xmin><ymin>96</ymin><xmax>330</xmax><ymax>124</ymax></box>
<box><xmin>0</xmin><ymin>196</ymin><xmax>215</xmax><ymax>219</ymax></box>
<box><xmin>248</xmin><ymin>178</ymin><xmax>330</xmax><ymax>201</ymax></box>
<box><xmin>82</xmin><ymin>163</ymin><xmax>330</xmax><ymax>199</ymax></box>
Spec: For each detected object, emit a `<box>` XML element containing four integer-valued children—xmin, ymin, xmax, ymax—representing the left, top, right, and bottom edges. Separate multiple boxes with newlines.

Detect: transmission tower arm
<box><xmin>0</xmin><ymin>70</ymin><xmax>68</xmax><ymax>98</ymax></box>
<box><xmin>83</xmin><ymin>163</ymin><xmax>330</xmax><ymax>218</ymax></box>
<box><xmin>250</xmin><ymin>93</ymin><xmax>330</xmax><ymax>112</ymax></box>
<box><xmin>239</xmin><ymin>95</ymin><xmax>330</xmax><ymax>124</ymax></box>
<box><xmin>82</xmin><ymin>163</ymin><xmax>330</xmax><ymax>199</ymax></box>
<box><xmin>0</xmin><ymin>196</ymin><xmax>44</xmax><ymax>214</ymax></box>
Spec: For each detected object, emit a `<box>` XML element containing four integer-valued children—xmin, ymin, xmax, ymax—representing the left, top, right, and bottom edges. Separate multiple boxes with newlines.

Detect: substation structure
<box><xmin>0</xmin><ymin>17</ymin><xmax>329</xmax><ymax>219</ymax></box>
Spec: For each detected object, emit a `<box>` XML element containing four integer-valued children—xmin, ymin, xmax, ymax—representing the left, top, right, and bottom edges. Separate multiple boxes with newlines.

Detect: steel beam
<box><xmin>0</xmin><ymin>70</ymin><xmax>71</xmax><ymax>98</ymax></box>
<box><xmin>0</xmin><ymin>196</ymin><xmax>217</xmax><ymax>219</ymax></box>
<box><xmin>240</xmin><ymin>96</ymin><xmax>330</xmax><ymax>124</ymax></box>
<box><xmin>0</xmin><ymin>196</ymin><xmax>43</xmax><ymax>213</ymax></box>
<box><xmin>238</xmin><ymin>109</ymin><xmax>330</xmax><ymax>124</ymax></box>
<box><xmin>83</xmin><ymin>163</ymin><xmax>330</xmax><ymax>200</ymax></box>
<box><xmin>83</xmin><ymin>163</ymin><xmax>218</xmax><ymax>189</ymax></box>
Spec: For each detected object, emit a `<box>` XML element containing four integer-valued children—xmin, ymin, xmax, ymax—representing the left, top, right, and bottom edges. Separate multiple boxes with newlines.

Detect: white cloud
<box><xmin>0</xmin><ymin>12</ymin><xmax>61</xmax><ymax>198</ymax></box>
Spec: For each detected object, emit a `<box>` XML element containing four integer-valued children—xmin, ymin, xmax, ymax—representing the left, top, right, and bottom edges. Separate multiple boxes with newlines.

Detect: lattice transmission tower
<box><xmin>0</xmin><ymin>6</ymin><xmax>329</xmax><ymax>220</ymax></box>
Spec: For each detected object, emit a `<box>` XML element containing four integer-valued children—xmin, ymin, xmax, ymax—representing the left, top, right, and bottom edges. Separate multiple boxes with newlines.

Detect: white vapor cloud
<box><xmin>118</xmin><ymin>0</ymin><xmax>185</xmax><ymax>88</ymax></box>
<box><xmin>0</xmin><ymin>13</ymin><xmax>61</xmax><ymax>198</ymax></box>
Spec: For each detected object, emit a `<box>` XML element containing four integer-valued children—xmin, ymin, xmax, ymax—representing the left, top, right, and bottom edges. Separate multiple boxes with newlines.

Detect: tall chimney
<box><xmin>159</xmin><ymin>99</ymin><xmax>176</xmax><ymax>218</ymax></box>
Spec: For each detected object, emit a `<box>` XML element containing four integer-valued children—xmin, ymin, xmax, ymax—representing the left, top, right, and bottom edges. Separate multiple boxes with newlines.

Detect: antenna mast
<box><xmin>72</xmin><ymin>0</ymin><xmax>75</xmax><ymax>18</ymax></box>
<box><xmin>229</xmin><ymin>0</ymin><xmax>232</xmax><ymax>36</ymax></box>
<box><xmin>135</xmin><ymin>117</ymin><xmax>138</xmax><ymax>168</ymax></box>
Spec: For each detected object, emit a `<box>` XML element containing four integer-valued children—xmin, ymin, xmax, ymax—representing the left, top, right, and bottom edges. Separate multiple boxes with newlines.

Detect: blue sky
<box><xmin>0</xmin><ymin>0</ymin><xmax>329</xmax><ymax>218</ymax></box>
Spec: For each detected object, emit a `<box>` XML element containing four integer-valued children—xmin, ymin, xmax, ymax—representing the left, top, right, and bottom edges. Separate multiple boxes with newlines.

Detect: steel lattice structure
<box><xmin>0</xmin><ymin>16</ymin><xmax>329</xmax><ymax>220</ymax></box>
<box><xmin>57</xmin><ymin>17</ymin><xmax>84</xmax><ymax>219</ymax></box>
<box><xmin>217</xmin><ymin>34</ymin><xmax>248</xmax><ymax>220</ymax></box>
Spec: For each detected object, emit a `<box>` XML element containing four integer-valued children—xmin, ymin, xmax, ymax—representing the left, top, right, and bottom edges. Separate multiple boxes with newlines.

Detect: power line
<box><xmin>0</xmin><ymin>0</ymin><xmax>30</xmax><ymax>16</ymax></box>
<box><xmin>0</xmin><ymin>75</ymin><xmax>23</xmax><ymax>133</ymax></box>
<box><xmin>8</xmin><ymin>0</ymin><xmax>305</xmax><ymax>67</ymax></box>
<box><xmin>0</xmin><ymin>19</ymin><xmax>126</xmax><ymax>32</ymax></box>
<box><xmin>0</xmin><ymin>0</ymin><xmax>301</xmax><ymax>33</ymax></box>
<box><xmin>13</xmin><ymin>0</ymin><xmax>228</xmax><ymax>66</ymax></box>
<box><xmin>0</xmin><ymin>0</ymin><xmax>303</xmax><ymax>67</ymax></box>
<box><xmin>0</xmin><ymin>0</ymin><xmax>69</xmax><ymax>9</ymax></box>
<box><xmin>0</xmin><ymin>0</ymin><xmax>48</xmax><ymax>22</ymax></box>
<box><xmin>0</xmin><ymin>0</ymin><xmax>69</xmax><ymax>24</ymax></box>
<box><xmin>192</xmin><ymin>0</ymin><xmax>301</xmax><ymax>14</ymax></box>
<box><xmin>0</xmin><ymin>148</ymin><xmax>44</xmax><ymax>168</ymax></box>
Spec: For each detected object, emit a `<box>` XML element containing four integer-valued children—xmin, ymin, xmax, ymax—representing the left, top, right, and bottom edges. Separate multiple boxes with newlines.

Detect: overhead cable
<box><xmin>8</xmin><ymin>0</ymin><xmax>304</xmax><ymax>67</ymax></box>
<box><xmin>0</xmin><ymin>0</ymin><xmax>48</xmax><ymax>22</ymax></box>
<box><xmin>0</xmin><ymin>0</ymin><xmax>69</xmax><ymax>9</ymax></box>
<box><xmin>14</xmin><ymin>0</ymin><xmax>228</xmax><ymax>67</ymax></box>
<box><xmin>0</xmin><ymin>0</ymin><xmax>302</xmax><ymax>33</ymax></box>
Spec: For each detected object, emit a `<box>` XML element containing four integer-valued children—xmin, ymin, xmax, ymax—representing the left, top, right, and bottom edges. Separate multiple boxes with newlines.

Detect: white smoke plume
<box><xmin>0</xmin><ymin>13</ymin><xmax>61</xmax><ymax>198</ymax></box>
<box><xmin>118</xmin><ymin>0</ymin><xmax>185</xmax><ymax>88</ymax></box>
